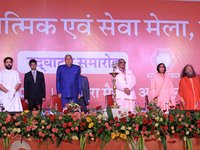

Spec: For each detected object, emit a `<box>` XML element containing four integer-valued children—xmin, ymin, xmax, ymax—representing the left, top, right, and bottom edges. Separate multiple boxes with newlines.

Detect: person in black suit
<box><xmin>76</xmin><ymin>67</ymin><xmax>90</xmax><ymax>113</ymax></box>
<box><xmin>24</xmin><ymin>59</ymin><xmax>46</xmax><ymax>111</ymax></box>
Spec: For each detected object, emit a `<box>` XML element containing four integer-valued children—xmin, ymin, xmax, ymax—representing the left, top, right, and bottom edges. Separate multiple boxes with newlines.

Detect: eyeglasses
<box><xmin>119</xmin><ymin>62</ymin><xmax>126</xmax><ymax>64</ymax></box>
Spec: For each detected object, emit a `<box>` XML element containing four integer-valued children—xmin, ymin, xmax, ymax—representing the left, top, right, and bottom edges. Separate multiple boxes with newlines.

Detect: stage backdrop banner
<box><xmin>0</xmin><ymin>0</ymin><xmax>200</xmax><ymax>108</ymax></box>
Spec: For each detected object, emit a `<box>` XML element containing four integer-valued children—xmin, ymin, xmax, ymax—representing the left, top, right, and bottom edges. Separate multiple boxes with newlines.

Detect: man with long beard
<box><xmin>0</xmin><ymin>57</ymin><xmax>23</xmax><ymax>112</ymax></box>
<box><xmin>179</xmin><ymin>64</ymin><xmax>200</xmax><ymax>110</ymax></box>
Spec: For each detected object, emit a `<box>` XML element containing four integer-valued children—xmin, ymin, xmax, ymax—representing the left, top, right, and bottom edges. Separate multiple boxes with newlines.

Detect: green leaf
<box><xmin>161</xmin><ymin>136</ymin><xmax>167</xmax><ymax>150</ymax></box>
<box><xmin>106</xmin><ymin>106</ymin><xmax>114</xmax><ymax>121</ymax></box>
<box><xmin>56</xmin><ymin>137</ymin><xmax>62</xmax><ymax>148</ymax></box>
<box><xmin>187</xmin><ymin>138</ymin><xmax>192</xmax><ymax>150</ymax></box>
<box><xmin>138</xmin><ymin>135</ymin><xmax>144</xmax><ymax>150</ymax></box>
<box><xmin>80</xmin><ymin>135</ymin><xmax>86</xmax><ymax>150</ymax></box>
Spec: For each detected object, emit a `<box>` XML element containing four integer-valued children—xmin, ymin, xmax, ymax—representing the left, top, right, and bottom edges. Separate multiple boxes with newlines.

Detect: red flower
<box><xmin>197</xmin><ymin>119</ymin><xmax>200</xmax><ymax>124</ymax></box>
<box><xmin>170</xmin><ymin>118</ymin><xmax>173</xmax><ymax>122</ymax></box>
<box><xmin>174</xmin><ymin>133</ymin><xmax>179</xmax><ymax>139</ymax></box>
<box><xmin>109</xmin><ymin>120</ymin><xmax>113</xmax><ymax>124</ymax></box>
<box><xmin>151</xmin><ymin>131</ymin><xmax>154</xmax><ymax>135</ymax></box>
<box><xmin>50</xmin><ymin>116</ymin><xmax>56</xmax><ymax>122</ymax></box>
<box><xmin>197</xmin><ymin>124</ymin><xmax>200</xmax><ymax>128</ymax></box>
<box><xmin>170</xmin><ymin>115</ymin><xmax>173</xmax><ymax>119</ymax></box>
<box><xmin>1</xmin><ymin>107</ymin><xmax>5</xmax><ymax>111</ymax></box>
<box><xmin>114</xmin><ymin>117</ymin><xmax>118</xmax><ymax>121</ymax></box>
<box><xmin>151</xmin><ymin>126</ymin><xmax>155</xmax><ymax>130</ymax></box>
<box><xmin>189</xmin><ymin>116</ymin><xmax>192</xmax><ymax>119</ymax></box>
<box><xmin>163</xmin><ymin>115</ymin><xmax>167</xmax><ymax>118</ymax></box>
<box><xmin>162</xmin><ymin>131</ymin><xmax>165</xmax><ymax>135</ymax></box>
<box><xmin>37</xmin><ymin>105</ymin><xmax>41</xmax><ymax>108</ymax></box>
<box><xmin>97</xmin><ymin>130</ymin><xmax>101</xmax><ymax>134</ymax></box>
<box><xmin>123</xmin><ymin>120</ymin><xmax>127</xmax><ymax>124</ymax></box>
<box><xmin>80</xmin><ymin>127</ymin><xmax>84</xmax><ymax>130</ymax></box>
<box><xmin>177</xmin><ymin>125</ymin><xmax>182</xmax><ymax>130</ymax></box>
<box><xmin>96</xmin><ymin>106</ymin><xmax>102</xmax><ymax>111</ymax></box>
<box><xmin>68</xmin><ymin>122</ymin><xmax>72</xmax><ymax>127</ymax></box>
<box><xmin>142</xmin><ymin>126</ymin><xmax>146</xmax><ymax>131</ymax></box>
<box><xmin>164</xmin><ymin>126</ymin><xmax>168</xmax><ymax>130</ymax></box>
<box><xmin>116</xmin><ymin>123</ymin><xmax>119</xmax><ymax>127</ymax></box>
<box><xmin>195</xmin><ymin>109</ymin><xmax>199</xmax><ymax>113</ymax></box>
<box><xmin>142</xmin><ymin>118</ymin><xmax>147</xmax><ymax>124</ymax></box>
<box><xmin>170</xmin><ymin>105</ymin><xmax>175</xmax><ymax>109</ymax></box>
<box><xmin>147</xmin><ymin>119</ymin><xmax>152</xmax><ymax>125</ymax></box>
<box><xmin>147</xmin><ymin>106</ymin><xmax>154</xmax><ymax>110</ymax></box>
<box><xmin>186</xmin><ymin>112</ymin><xmax>190</xmax><ymax>116</ymax></box>
<box><xmin>100</xmin><ymin>128</ymin><xmax>103</xmax><ymax>132</ymax></box>
<box><xmin>82</xmin><ymin>123</ymin><xmax>86</xmax><ymax>127</ymax></box>
<box><xmin>160</xmin><ymin>126</ymin><xmax>163</xmax><ymax>130</ymax></box>
<box><xmin>62</xmin><ymin>123</ymin><xmax>67</xmax><ymax>128</ymax></box>
<box><xmin>180</xmin><ymin>131</ymin><xmax>185</xmax><ymax>135</ymax></box>
<box><xmin>63</xmin><ymin>110</ymin><xmax>68</xmax><ymax>114</ymax></box>
<box><xmin>65</xmin><ymin>129</ymin><xmax>70</xmax><ymax>133</ymax></box>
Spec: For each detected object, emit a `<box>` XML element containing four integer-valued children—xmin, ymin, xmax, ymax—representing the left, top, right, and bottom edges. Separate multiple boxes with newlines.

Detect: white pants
<box><xmin>116</xmin><ymin>99</ymin><xmax>135</xmax><ymax>112</ymax></box>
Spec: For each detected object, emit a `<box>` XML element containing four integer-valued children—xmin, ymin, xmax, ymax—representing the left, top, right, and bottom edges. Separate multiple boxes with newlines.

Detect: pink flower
<box><xmin>178</xmin><ymin>118</ymin><xmax>182</xmax><ymax>122</ymax></box>
<box><xmin>58</xmin><ymin>116</ymin><xmax>62</xmax><ymax>120</ymax></box>
<box><xmin>42</xmin><ymin>133</ymin><xmax>45</xmax><ymax>137</ymax></box>
<box><xmin>177</xmin><ymin>114</ymin><xmax>180</xmax><ymax>117</ymax></box>
<box><xmin>51</xmin><ymin>134</ymin><xmax>55</xmax><ymax>138</ymax></box>
<box><xmin>13</xmin><ymin>116</ymin><xmax>16</xmax><ymax>120</ymax></box>
<box><xmin>15</xmin><ymin>113</ymin><xmax>20</xmax><ymax>117</ymax></box>
<box><xmin>181</xmin><ymin>115</ymin><xmax>184</xmax><ymax>118</ymax></box>
<box><xmin>41</xmin><ymin>120</ymin><xmax>45</xmax><ymax>123</ymax></box>
<box><xmin>136</xmin><ymin>124</ymin><xmax>139</xmax><ymax>128</ymax></box>
<box><xmin>132</xmin><ymin>124</ymin><xmax>135</xmax><ymax>127</ymax></box>
<box><xmin>98</xmin><ymin>120</ymin><xmax>101</xmax><ymax>124</ymax></box>
<box><xmin>85</xmin><ymin>134</ymin><xmax>88</xmax><ymax>137</ymax></box>
<box><xmin>185</xmin><ymin>124</ymin><xmax>189</xmax><ymax>127</ymax></box>
<box><xmin>75</xmin><ymin>127</ymin><xmax>78</xmax><ymax>131</ymax></box>
<box><xmin>105</xmin><ymin>122</ymin><xmax>109</xmax><ymax>127</ymax></box>
<box><xmin>144</xmin><ymin>131</ymin><xmax>148</xmax><ymax>135</ymax></box>
<box><xmin>84</xmin><ymin>114</ymin><xmax>89</xmax><ymax>117</ymax></box>
<box><xmin>107</xmin><ymin>126</ymin><xmax>111</xmax><ymax>131</ymax></box>
<box><xmin>92</xmin><ymin>112</ymin><xmax>97</xmax><ymax>116</ymax></box>
<box><xmin>32</xmin><ymin>111</ymin><xmax>39</xmax><ymax>117</ymax></box>
<box><xmin>135</xmin><ymin>127</ymin><xmax>139</xmax><ymax>131</ymax></box>
<box><xmin>52</xmin><ymin>128</ymin><xmax>58</xmax><ymax>133</ymax></box>
<box><xmin>47</xmin><ymin>125</ymin><xmax>51</xmax><ymax>129</ymax></box>
<box><xmin>26</xmin><ymin>126</ymin><xmax>31</xmax><ymax>132</ymax></box>
<box><xmin>191</xmin><ymin>125</ymin><xmax>194</xmax><ymax>128</ymax></box>
<box><xmin>189</xmin><ymin>128</ymin><xmax>192</xmax><ymax>131</ymax></box>
<box><xmin>0</xmin><ymin>123</ymin><xmax>2</xmax><ymax>127</ymax></box>
<box><xmin>71</xmin><ymin>127</ymin><xmax>74</xmax><ymax>131</ymax></box>
<box><xmin>33</xmin><ymin>120</ymin><xmax>38</xmax><ymax>125</ymax></box>
<box><xmin>2</xmin><ymin>126</ymin><xmax>6</xmax><ymax>130</ymax></box>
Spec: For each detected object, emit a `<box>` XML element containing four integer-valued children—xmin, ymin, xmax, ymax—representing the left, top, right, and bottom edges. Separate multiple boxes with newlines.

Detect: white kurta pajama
<box><xmin>115</xmin><ymin>69</ymin><xmax>136</xmax><ymax>111</ymax></box>
<box><xmin>0</xmin><ymin>69</ymin><xmax>23</xmax><ymax>112</ymax></box>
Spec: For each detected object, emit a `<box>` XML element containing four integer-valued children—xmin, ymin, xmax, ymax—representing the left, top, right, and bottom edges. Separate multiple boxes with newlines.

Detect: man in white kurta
<box><xmin>0</xmin><ymin>57</ymin><xmax>23</xmax><ymax>112</ymax></box>
<box><xmin>115</xmin><ymin>59</ymin><xmax>136</xmax><ymax>111</ymax></box>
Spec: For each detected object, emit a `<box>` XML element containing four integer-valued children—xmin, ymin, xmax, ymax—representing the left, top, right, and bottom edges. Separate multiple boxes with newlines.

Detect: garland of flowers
<box><xmin>0</xmin><ymin>102</ymin><xmax>199</xmax><ymax>150</ymax></box>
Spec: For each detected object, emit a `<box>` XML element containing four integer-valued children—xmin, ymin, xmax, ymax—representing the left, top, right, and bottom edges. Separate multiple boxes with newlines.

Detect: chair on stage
<box><xmin>21</xmin><ymin>99</ymin><xmax>29</xmax><ymax>110</ymax></box>
<box><xmin>50</xmin><ymin>95</ymin><xmax>63</xmax><ymax>112</ymax></box>
<box><xmin>105</xmin><ymin>94</ymin><xmax>114</xmax><ymax>107</ymax></box>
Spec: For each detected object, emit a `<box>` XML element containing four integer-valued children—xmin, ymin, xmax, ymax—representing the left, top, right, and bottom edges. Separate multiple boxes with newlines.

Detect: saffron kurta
<box><xmin>178</xmin><ymin>76</ymin><xmax>200</xmax><ymax>110</ymax></box>
<box><xmin>149</xmin><ymin>73</ymin><xmax>176</xmax><ymax>110</ymax></box>
<box><xmin>0</xmin><ymin>69</ymin><xmax>23</xmax><ymax>112</ymax></box>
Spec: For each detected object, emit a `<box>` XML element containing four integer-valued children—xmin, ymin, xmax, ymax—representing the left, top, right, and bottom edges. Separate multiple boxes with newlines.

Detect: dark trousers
<box><xmin>28</xmin><ymin>99</ymin><xmax>42</xmax><ymax>111</ymax></box>
<box><xmin>75</xmin><ymin>97</ymin><xmax>87</xmax><ymax>113</ymax></box>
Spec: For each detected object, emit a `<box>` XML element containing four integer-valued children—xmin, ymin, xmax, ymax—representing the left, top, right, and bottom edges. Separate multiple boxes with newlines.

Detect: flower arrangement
<box><xmin>0</xmin><ymin>102</ymin><xmax>200</xmax><ymax>150</ymax></box>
